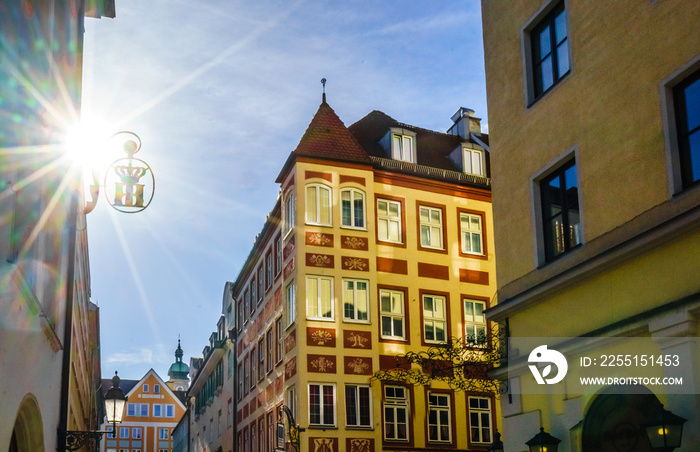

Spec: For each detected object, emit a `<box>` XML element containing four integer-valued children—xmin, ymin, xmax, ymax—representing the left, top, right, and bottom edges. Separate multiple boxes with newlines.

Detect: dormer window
<box><xmin>392</xmin><ymin>133</ymin><xmax>414</xmax><ymax>162</ymax></box>
<box><xmin>381</xmin><ymin>128</ymin><xmax>417</xmax><ymax>163</ymax></box>
<box><xmin>463</xmin><ymin>148</ymin><xmax>485</xmax><ymax>176</ymax></box>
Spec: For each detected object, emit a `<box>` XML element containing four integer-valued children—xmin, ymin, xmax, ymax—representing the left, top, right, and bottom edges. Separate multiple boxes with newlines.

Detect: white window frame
<box><xmin>345</xmin><ymin>384</ymin><xmax>372</xmax><ymax>428</ymax></box>
<box><xmin>308</xmin><ymin>383</ymin><xmax>336</xmax><ymax>427</ymax></box>
<box><xmin>464</xmin><ymin>299</ymin><xmax>487</xmax><ymax>345</ymax></box>
<box><xmin>275</xmin><ymin>236</ymin><xmax>282</xmax><ymax>276</ymax></box>
<box><xmin>258</xmin><ymin>337</ymin><xmax>265</xmax><ymax>381</ymax></box>
<box><xmin>154</xmin><ymin>384</ymin><xmax>160</xmax><ymax>394</ymax></box>
<box><xmin>287</xmin><ymin>386</ymin><xmax>297</xmax><ymax>420</ymax></box>
<box><xmin>250</xmin><ymin>347</ymin><xmax>257</xmax><ymax>389</ymax></box>
<box><xmin>286</xmin><ymin>282</ymin><xmax>296</xmax><ymax>327</ymax></box>
<box><xmin>340</xmin><ymin>188</ymin><xmax>366</xmax><ymax>229</ymax></box>
<box><xmin>427</xmin><ymin>392</ymin><xmax>452</xmax><ymax>443</ymax></box>
<box><xmin>392</xmin><ymin>133</ymin><xmax>415</xmax><ymax>163</ymax></box>
<box><xmin>276</xmin><ymin>317</ymin><xmax>284</xmax><ymax>362</ymax></box>
<box><xmin>380</xmin><ymin>289</ymin><xmax>405</xmax><ymax>340</ymax></box>
<box><xmin>423</xmin><ymin>294</ymin><xmax>447</xmax><ymax>344</ymax></box>
<box><xmin>419</xmin><ymin>206</ymin><xmax>443</xmax><ymax>249</ymax></box>
<box><xmin>460</xmin><ymin>212</ymin><xmax>484</xmax><ymax>255</ymax></box>
<box><xmin>383</xmin><ymin>386</ymin><xmax>409</xmax><ymax>441</ymax></box>
<box><xmin>305</xmin><ymin>184</ymin><xmax>332</xmax><ymax>226</ymax></box>
<box><xmin>132</xmin><ymin>427</ymin><xmax>142</xmax><ymax>439</ymax></box>
<box><xmin>306</xmin><ymin>275</ymin><xmax>334</xmax><ymax>320</ymax></box>
<box><xmin>377</xmin><ymin>199</ymin><xmax>402</xmax><ymax>243</ymax></box>
<box><xmin>159</xmin><ymin>428</ymin><xmax>169</xmax><ymax>440</ymax></box>
<box><xmin>284</xmin><ymin>192</ymin><xmax>295</xmax><ymax>237</ymax></box>
<box><xmin>119</xmin><ymin>427</ymin><xmax>129</xmax><ymax>439</ymax></box>
<box><xmin>468</xmin><ymin>396</ymin><xmax>493</xmax><ymax>445</ymax></box>
<box><xmin>143</xmin><ymin>384</ymin><xmax>149</xmax><ymax>393</ymax></box>
<box><xmin>342</xmin><ymin>278</ymin><xmax>369</xmax><ymax>323</ymax></box>
<box><xmin>463</xmin><ymin>148</ymin><xmax>485</xmax><ymax>176</ymax></box>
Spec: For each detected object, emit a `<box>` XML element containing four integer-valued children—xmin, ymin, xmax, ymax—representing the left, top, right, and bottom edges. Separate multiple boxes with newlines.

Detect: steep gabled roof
<box><xmin>276</xmin><ymin>100</ymin><xmax>371</xmax><ymax>182</ymax></box>
<box><xmin>101</xmin><ymin>368</ymin><xmax>186</xmax><ymax>410</ymax></box>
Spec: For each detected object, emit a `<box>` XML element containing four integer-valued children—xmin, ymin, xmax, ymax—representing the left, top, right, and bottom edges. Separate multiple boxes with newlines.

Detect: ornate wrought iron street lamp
<box><xmin>62</xmin><ymin>371</ymin><xmax>128</xmax><ymax>451</ymax></box>
<box><xmin>525</xmin><ymin>427</ymin><xmax>561</xmax><ymax>452</ymax></box>
<box><xmin>642</xmin><ymin>404</ymin><xmax>687</xmax><ymax>452</ymax></box>
<box><xmin>277</xmin><ymin>405</ymin><xmax>305</xmax><ymax>452</ymax></box>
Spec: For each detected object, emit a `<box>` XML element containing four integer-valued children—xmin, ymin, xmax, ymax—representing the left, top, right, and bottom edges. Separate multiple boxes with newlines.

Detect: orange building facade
<box><xmin>101</xmin><ymin>369</ymin><xmax>186</xmax><ymax>452</ymax></box>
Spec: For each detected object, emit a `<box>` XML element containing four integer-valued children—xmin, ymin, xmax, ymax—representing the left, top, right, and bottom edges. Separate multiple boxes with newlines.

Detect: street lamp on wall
<box><xmin>277</xmin><ymin>404</ymin><xmax>305</xmax><ymax>452</ymax></box>
<box><xmin>642</xmin><ymin>404</ymin><xmax>687</xmax><ymax>452</ymax></box>
<box><xmin>489</xmin><ymin>430</ymin><xmax>504</xmax><ymax>452</ymax></box>
<box><xmin>62</xmin><ymin>371</ymin><xmax>127</xmax><ymax>451</ymax></box>
<box><xmin>525</xmin><ymin>427</ymin><xmax>561</xmax><ymax>452</ymax></box>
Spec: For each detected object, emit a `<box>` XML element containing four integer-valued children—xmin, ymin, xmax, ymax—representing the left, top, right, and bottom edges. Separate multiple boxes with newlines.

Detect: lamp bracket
<box><xmin>64</xmin><ymin>430</ymin><xmax>105</xmax><ymax>451</ymax></box>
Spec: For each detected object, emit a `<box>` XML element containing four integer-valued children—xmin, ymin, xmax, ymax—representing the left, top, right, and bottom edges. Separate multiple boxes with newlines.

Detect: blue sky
<box><xmin>81</xmin><ymin>0</ymin><xmax>488</xmax><ymax>381</ymax></box>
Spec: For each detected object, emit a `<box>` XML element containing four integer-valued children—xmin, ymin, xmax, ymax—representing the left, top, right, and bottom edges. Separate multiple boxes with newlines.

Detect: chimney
<box><xmin>447</xmin><ymin>107</ymin><xmax>482</xmax><ymax>139</ymax></box>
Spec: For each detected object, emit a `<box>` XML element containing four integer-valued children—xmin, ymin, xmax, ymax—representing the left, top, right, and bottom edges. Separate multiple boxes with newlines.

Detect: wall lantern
<box><xmin>526</xmin><ymin>427</ymin><xmax>561</xmax><ymax>452</ymax></box>
<box><xmin>489</xmin><ymin>430</ymin><xmax>504</xmax><ymax>452</ymax></box>
<box><xmin>642</xmin><ymin>404</ymin><xmax>687</xmax><ymax>452</ymax></box>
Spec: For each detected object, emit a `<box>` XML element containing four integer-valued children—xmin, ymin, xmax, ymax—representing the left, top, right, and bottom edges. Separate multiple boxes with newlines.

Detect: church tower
<box><xmin>166</xmin><ymin>339</ymin><xmax>190</xmax><ymax>392</ymax></box>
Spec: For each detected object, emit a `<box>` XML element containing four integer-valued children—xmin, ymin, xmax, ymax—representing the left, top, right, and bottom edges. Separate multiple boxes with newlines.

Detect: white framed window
<box><xmin>132</xmin><ymin>428</ymin><xmax>142</xmax><ymax>439</ymax></box>
<box><xmin>464</xmin><ymin>299</ymin><xmax>487</xmax><ymax>345</ymax></box>
<box><xmin>251</xmin><ymin>277</ymin><xmax>257</xmax><ymax>308</ymax></box>
<box><xmin>342</xmin><ymin>278</ymin><xmax>369</xmax><ymax>322</ymax></box>
<box><xmin>154</xmin><ymin>404</ymin><xmax>162</xmax><ymax>417</ymax></box>
<box><xmin>345</xmin><ymin>384</ymin><xmax>372</xmax><ymax>428</ymax></box>
<box><xmin>139</xmin><ymin>403</ymin><xmax>148</xmax><ymax>417</ymax></box>
<box><xmin>143</xmin><ymin>384</ymin><xmax>149</xmax><ymax>393</ymax></box>
<box><xmin>380</xmin><ymin>289</ymin><xmax>405</xmax><ymax>340</ymax></box>
<box><xmin>427</xmin><ymin>392</ymin><xmax>451</xmax><ymax>443</ymax></box>
<box><xmin>266</xmin><ymin>253</ymin><xmax>273</xmax><ymax>289</ymax></box>
<box><xmin>266</xmin><ymin>327</ymin><xmax>274</xmax><ymax>372</ymax></box>
<box><xmin>377</xmin><ymin>199</ymin><xmax>402</xmax><ymax>243</ymax></box>
<box><xmin>107</xmin><ymin>426</ymin><xmax>115</xmax><ymax>439</ymax></box>
<box><xmin>126</xmin><ymin>403</ymin><xmax>136</xmax><ymax>417</ymax></box>
<box><xmin>284</xmin><ymin>192</ymin><xmax>295</xmax><ymax>236</ymax></box>
<box><xmin>308</xmin><ymin>383</ymin><xmax>336</xmax><ymax>427</ymax></box>
<box><xmin>392</xmin><ymin>134</ymin><xmax>415</xmax><ymax>162</ymax></box>
<box><xmin>423</xmin><ymin>294</ymin><xmax>446</xmax><ymax>344</ymax></box>
<box><xmin>306</xmin><ymin>275</ymin><xmax>333</xmax><ymax>320</ymax></box>
<box><xmin>244</xmin><ymin>355</ymin><xmax>250</xmax><ymax>394</ymax></box>
<box><xmin>258</xmin><ymin>337</ymin><xmax>265</xmax><ymax>381</ymax></box>
<box><xmin>463</xmin><ymin>148</ymin><xmax>485</xmax><ymax>176</ymax></box>
<box><xmin>154</xmin><ymin>384</ymin><xmax>160</xmax><ymax>394</ymax></box>
<box><xmin>287</xmin><ymin>386</ymin><xmax>297</xmax><ymax>420</ymax></box>
<box><xmin>419</xmin><ymin>206</ymin><xmax>443</xmax><ymax>249</ymax></box>
<box><xmin>468</xmin><ymin>396</ymin><xmax>493</xmax><ymax>444</ymax></box>
<box><xmin>305</xmin><ymin>184</ymin><xmax>332</xmax><ymax>226</ymax></box>
<box><xmin>286</xmin><ymin>282</ymin><xmax>295</xmax><ymax>327</ymax></box>
<box><xmin>460</xmin><ymin>212</ymin><xmax>484</xmax><ymax>255</ymax></box>
<box><xmin>340</xmin><ymin>188</ymin><xmax>366</xmax><ymax>229</ymax></box>
<box><xmin>383</xmin><ymin>386</ymin><xmax>409</xmax><ymax>441</ymax></box>
<box><xmin>166</xmin><ymin>405</ymin><xmax>174</xmax><ymax>417</ymax></box>
<box><xmin>159</xmin><ymin>428</ymin><xmax>169</xmax><ymax>440</ymax></box>
<box><xmin>119</xmin><ymin>427</ymin><xmax>129</xmax><ymax>439</ymax></box>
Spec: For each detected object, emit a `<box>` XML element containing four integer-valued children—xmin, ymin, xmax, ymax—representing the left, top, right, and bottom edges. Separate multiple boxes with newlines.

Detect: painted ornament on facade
<box><xmin>306</xmin><ymin>253</ymin><xmax>334</xmax><ymax>268</ymax></box>
<box><xmin>306</xmin><ymin>232</ymin><xmax>333</xmax><ymax>247</ymax></box>
<box><xmin>308</xmin><ymin>355</ymin><xmax>336</xmax><ymax>373</ymax></box>
<box><xmin>285</xmin><ymin>329</ymin><xmax>296</xmax><ymax>353</ymax></box>
<box><xmin>310</xmin><ymin>438</ymin><xmax>337</xmax><ymax>452</ymax></box>
<box><xmin>347</xmin><ymin>438</ymin><xmax>373</xmax><ymax>452</ymax></box>
<box><xmin>307</xmin><ymin>327</ymin><xmax>336</xmax><ymax>347</ymax></box>
<box><xmin>342</xmin><ymin>256</ymin><xmax>369</xmax><ymax>271</ymax></box>
<box><xmin>345</xmin><ymin>356</ymin><xmax>372</xmax><ymax>375</ymax></box>
<box><xmin>344</xmin><ymin>330</ymin><xmax>371</xmax><ymax>349</ymax></box>
<box><xmin>341</xmin><ymin>236</ymin><xmax>368</xmax><ymax>250</ymax></box>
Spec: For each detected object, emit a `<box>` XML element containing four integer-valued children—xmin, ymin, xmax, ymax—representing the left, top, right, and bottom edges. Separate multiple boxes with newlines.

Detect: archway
<box><xmin>582</xmin><ymin>385</ymin><xmax>661</xmax><ymax>452</ymax></box>
<box><xmin>10</xmin><ymin>394</ymin><xmax>45</xmax><ymax>452</ymax></box>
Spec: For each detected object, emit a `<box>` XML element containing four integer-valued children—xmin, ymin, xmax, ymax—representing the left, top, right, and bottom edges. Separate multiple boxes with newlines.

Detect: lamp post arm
<box><xmin>278</xmin><ymin>405</ymin><xmax>304</xmax><ymax>452</ymax></box>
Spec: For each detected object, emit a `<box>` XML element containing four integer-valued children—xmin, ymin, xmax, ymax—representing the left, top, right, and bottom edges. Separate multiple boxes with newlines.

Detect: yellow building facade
<box><xmin>225</xmin><ymin>99</ymin><xmax>498</xmax><ymax>452</ymax></box>
<box><xmin>482</xmin><ymin>1</ymin><xmax>700</xmax><ymax>450</ymax></box>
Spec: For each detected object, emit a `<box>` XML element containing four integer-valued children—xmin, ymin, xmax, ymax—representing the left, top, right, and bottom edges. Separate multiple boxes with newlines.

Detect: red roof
<box><xmin>276</xmin><ymin>100</ymin><xmax>370</xmax><ymax>182</ymax></box>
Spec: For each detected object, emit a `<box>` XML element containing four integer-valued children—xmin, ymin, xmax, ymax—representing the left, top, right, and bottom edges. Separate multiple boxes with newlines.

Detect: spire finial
<box><xmin>321</xmin><ymin>78</ymin><xmax>327</xmax><ymax>103</ymax></box>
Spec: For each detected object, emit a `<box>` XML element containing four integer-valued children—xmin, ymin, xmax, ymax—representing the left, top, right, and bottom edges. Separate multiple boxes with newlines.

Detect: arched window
<box><xmin>305</xmin><ymin>184</ymin><xmax>332</xmax><ymax>226</ymax></box>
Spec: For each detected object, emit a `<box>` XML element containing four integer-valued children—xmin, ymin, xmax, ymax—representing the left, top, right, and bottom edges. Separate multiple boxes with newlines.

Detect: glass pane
<box><xmin>430</xmin><ymin>209</ymin><xmax>440</xmax><ymax>223</ymax></box>
<box><xmin>378</xmin><ymin>219</ymin><xmax>388</xmax><ymax>240</ymax></box>
<box><xmin>389</xmin><ymin>202</ymin><xmax>399</xmax><ymax>217</ymax></box>
<box><xmin>434</xmin><ymin>298</ymin><xmax>444</xmax><ymax>318</ymax></box>
<box><xmin>344</xmin><ymin>281</ymin><xmax>354</xmax><ymax>319</ymax></box>
<box><xmin>568</xmin><ymin>208</ymin><xmax>581</xmax><ymax>247</ymax></box>
<box><xmin>354</xmin><ymin>197</ymin><xmax>364</xmax><ymax>227</ymax></box>
<box><xmin>389</xmin><ymin>221</ymin><xmax>400</xmax><ymax>242</ymax></box>
<box><xmin>464</xmin><ymin>301</ymin><xmax>474</xmax><ymax>320</ymax></box>
<box><xmin>392</xmin><ymin>135</ymin><xmax>402</xmax><ymax>160</ymax></box>
<box><xmin>475</xmin><ymin>302</ymin><xmax>484</xmax><ymax>320</ymax></box>
<box><xmin>403</xmin><ymin>136</ymin><xmax>413</xmax><ymax>161</ymax></box>
<box><xmin>346</xmin><ymin>387</ymin><xmax>357</xmax><ymax>425</ymax></box>
<box><xmin>540</xmin><ymin>55</ymin><xmax>554</xmax><ymax>92</ymax></box>
<box><xmin>435</xmin><ymin>323</ymin><xmax>445</xmax><ymax>342</ymax></box>
<box><xmin>557</xmin><ymin>42</ymin><xmax>569</xmax><ymax>76</ymax></box>
<box><xmin>306</xmin><ymin>186</ymin><xmax>316</xmax><ymax>221</ymax></box>
<box><xmin>440</xmin><ymin>410</ymin><xmax>449</xmax><ymax>424</ymax></box>
<box><xmin>391</xmin><ymin>294</ymin><xmax>403</xmax><ymax>313</ymax></box>
<box><xmin>321</xmin><ymin>279</ymin><xmax>331</xmax><ymax>317</ymax></box>
<box><xmin>421</xmin><ymin>225</ymin><xmax>430</xmax><ymax>245</ymax></box>
<box><xmin>554</xmin><ymin>11</ymin><xmax>567</xmax><ymax>43</ymax></box>
<box><xmin>471</xmin><ymin>216</ymin><xmax>481</xmax><ymax>230</ymax></box>
<box><xmin>472</xmin><ymin>151</ymin><xmax>482</xmax><ymax>175</ymax></box>
<box><xmin>539</xmin><ymin>25</ymin><xmax>551</xmax><ymax>58</ymax></box>
<box><xmin>378</xmin><ymin>200</ymin><xmax>387</xmax><ymax>216</ymax></box>
<box><xmin>425</xmin><ymin>323</ymin><xmax>434</xmax><ymax>341</ymax></box>
<box><xmin>464</xmin><ymin>150</ymin><xmax>473</xmax><ymax>174</ymax></box>
<box><xmin>548</xmin><ymin>216</ymin><xmax>565</xmax><ymax>256</ymax></box>
<box><xmin>393</xmin><ymin>318</ymin><xmax>404</xmax><ymax>337</ymax></box>
<box><xmin>424</xmin><ymin>296</ymin><xmax>433</xmax><ymax>313</ymax></box>
<box><xmin>685</xmin><ymin>78</ymin><xmax>700</xmax><ymax>131</ymax></box>
<box><xmin>382</xmin><ymin>316</ymin><xmax>392</xmax><ymax>336</ymax></box>
<box><xmin>357</xmin><ymin>283</ymin><xmax>368</xmax><ymax>320</ymax></box>
<box><xmin>310</xmin><ymin>386</ymin><xmax>320</xmax><ymax>424</ymax></box>
<box><xmin>307</xmin><ymin>278</ymin><xmax>318</xmax><ymax>316</ymax></box>
<box><xmin>429</xmin><ymin>410</ymin><xmax>437</xmax><ymax>424</ymax></box>
<box><xmin>319</xmin><ymin>188</ymin><xmax>330</xmax><ymax>224</ymax></box>
<box><xmin>420</xmin><ymin>207</ymin><xmax>429</xmax><ymax>222</ymax></box>
<box><xmin>471</xmin><ymin>233</ymin><xmax>482</xmax><ymax>254</ymax></box>
<box><xmin>381</xmin><ymin>293</ymin><xmax>391</xmax><ymax>312</ymax></box>
<box><xmin>689</xmin><ymin>131</ymin><xmax>700</xmax><ymax>183</ymax></box>
<box><xmin>342</xmin><ymin>198</ymin><xmax>351</xmax><ymax>226</ymax></box>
